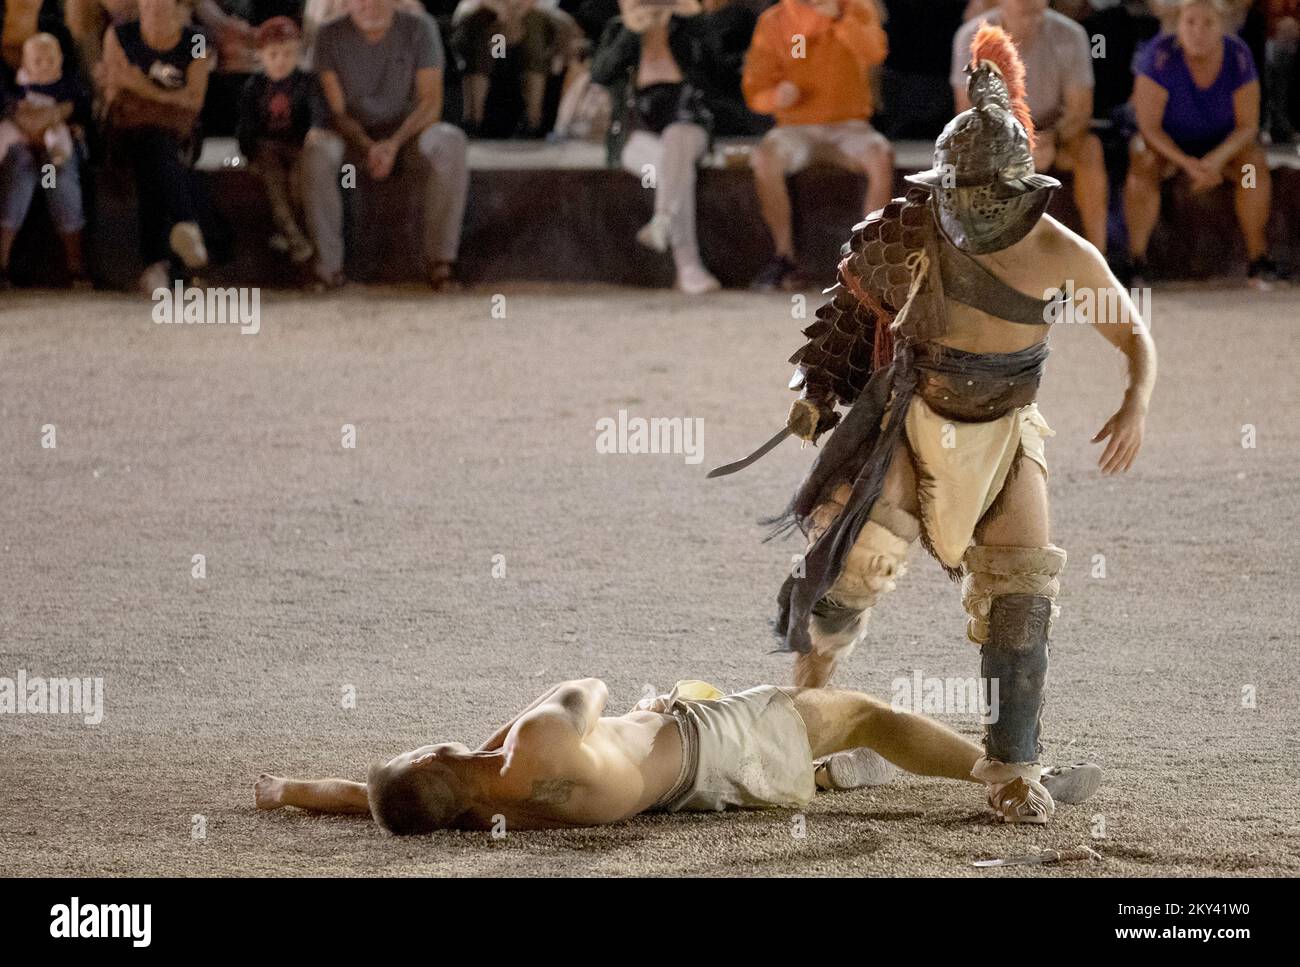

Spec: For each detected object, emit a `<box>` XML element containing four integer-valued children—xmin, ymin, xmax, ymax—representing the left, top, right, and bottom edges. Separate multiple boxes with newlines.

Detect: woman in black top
<box><xmin>101</xmin><ymin>0</ymin><xmax>215</xmax><ymax>292</ymax></box>
<box><xmin>591</xmin><ymin>0</ymin><xmax>723</xmax><ymax>294</ymax></box>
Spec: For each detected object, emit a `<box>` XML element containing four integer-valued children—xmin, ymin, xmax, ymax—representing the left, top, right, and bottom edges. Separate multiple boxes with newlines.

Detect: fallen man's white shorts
<box><xmin>644</xmin><ymin>683</ymin><xmax>817</xmax><ymax>812</ymax></box>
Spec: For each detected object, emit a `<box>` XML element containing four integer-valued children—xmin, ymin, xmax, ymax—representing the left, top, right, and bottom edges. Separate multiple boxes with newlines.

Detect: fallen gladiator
<box><xmin>255</xmin><ymin>677</ymin><xmax>1099</xmax><ymax>833</ymax></box>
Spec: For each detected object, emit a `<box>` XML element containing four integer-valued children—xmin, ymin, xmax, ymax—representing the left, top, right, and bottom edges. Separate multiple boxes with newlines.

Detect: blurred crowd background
<box><xmin>1</xmin><ymin>0</ymin><xmax>1295</xmax><ymax>294</ymax></box>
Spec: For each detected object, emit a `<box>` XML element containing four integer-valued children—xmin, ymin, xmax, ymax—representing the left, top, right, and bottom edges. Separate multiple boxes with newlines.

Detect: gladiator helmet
<box><xmin>905</xmin><ymin>24</ymin><xmax>1060</xmax><ymax>254</ymax></box>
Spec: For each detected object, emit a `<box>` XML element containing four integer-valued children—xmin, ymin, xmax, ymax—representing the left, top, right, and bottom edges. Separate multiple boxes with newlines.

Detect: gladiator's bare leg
<box><xmin>974</xmin><ymin>459</ymin><xmax>1050</xmax><ymax>548</ymax></box>
<box><xmin>255</xmin><ymin>774</ymin><xmax>370</xmax><ymax>814</ymax></box>
<box><xmin>783</xmin><ymin>687</ymin><xmax>981</xmax><ymax>783</ymax></box>
<box><xmin>794</xmin><ymin>440</ymin><xmax>922</xmax><ymax>688</ymax></box>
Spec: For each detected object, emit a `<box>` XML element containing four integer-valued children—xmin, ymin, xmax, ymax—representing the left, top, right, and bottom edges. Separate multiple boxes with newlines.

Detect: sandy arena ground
<box><xmin>1</xmin><ymin>284</ymin><xmax>1298</xmax><ymax>878</ymax></box>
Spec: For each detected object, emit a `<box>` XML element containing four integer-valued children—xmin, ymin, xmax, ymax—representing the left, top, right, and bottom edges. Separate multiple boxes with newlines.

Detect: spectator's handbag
<box><xmin>108</xmin><ymin>89</ymin><xmax>199</xmax><ymax>142</ymax></box>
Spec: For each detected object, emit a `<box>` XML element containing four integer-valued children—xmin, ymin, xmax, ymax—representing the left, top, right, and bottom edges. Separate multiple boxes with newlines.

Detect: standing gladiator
<box><xmin>729</xmin><ymin>26</ymin><xmax>1155</xmax><ymax>825</ymax></box>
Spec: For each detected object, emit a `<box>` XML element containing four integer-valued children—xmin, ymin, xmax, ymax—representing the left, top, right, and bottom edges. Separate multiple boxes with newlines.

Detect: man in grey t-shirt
<box><xmin>951</xmin><ymin>0</ymin><xmax>1110</xmax><ymax>255</ymax></box>
<box><xmin>302</xmin><ymin>0</ymin><xmax>469</xmax><ymax>289</ymax></box>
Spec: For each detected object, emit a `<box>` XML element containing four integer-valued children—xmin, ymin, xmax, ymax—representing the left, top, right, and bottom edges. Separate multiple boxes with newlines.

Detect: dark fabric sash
<box><xmin>939</xmin><ymin>243</ymin><xmax>1066</xmax><ymax>326</ymax></box>
<box><xmin>773</xmin><ymin>340</ymin><xmax>1051</xmax><ymax>654</ymax></box>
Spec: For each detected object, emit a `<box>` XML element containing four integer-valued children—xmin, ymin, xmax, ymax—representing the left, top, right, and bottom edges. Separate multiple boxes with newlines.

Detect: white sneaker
<box><xmin>815</xmin><ymin>747</ymin><xmax>898</xmax><ymax>791</ymax></box>
<box><xmin>636</xmin><ymin>214</ymin><xmax>672</xmax><ymax>253</ymax></box>
<box><xmin>1040</xmin><ymin>761</ymin><xmax>1103</xmax><ymax>804</ymax></box>
<box><xmin>169</xmin><ymin>221</ymin><xmax>208</xmax><ymax>270</ymax></box>
<box><xmin>674</xmin><ymin>263</ymin><xmax>721</xmax><ymax>295</ymax></box>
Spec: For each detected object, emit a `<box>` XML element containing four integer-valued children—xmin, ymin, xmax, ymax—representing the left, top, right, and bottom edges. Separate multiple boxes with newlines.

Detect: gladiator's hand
<box><xmin>787</xmin><ymin>398</ymin><xmax>836</xmax><ymax>442</ymax></box>
<box><xmin>1092</xmin><ymin>401</ymin><xmax>1145</xmax><ymax>475</ymax></box>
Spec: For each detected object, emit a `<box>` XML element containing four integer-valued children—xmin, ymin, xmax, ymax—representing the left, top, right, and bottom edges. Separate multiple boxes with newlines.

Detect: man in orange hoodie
<box><xmin>743</xmin><ymin>0</ymin><xmax>891</xmax><ymax>290</ymax></box>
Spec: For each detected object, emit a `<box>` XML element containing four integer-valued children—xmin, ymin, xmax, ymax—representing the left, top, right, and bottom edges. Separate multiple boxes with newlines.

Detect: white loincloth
<box><xmin>904</xmin><ymin>399</ymin><xmax>1054</xmax><ymax>569</ymax></box>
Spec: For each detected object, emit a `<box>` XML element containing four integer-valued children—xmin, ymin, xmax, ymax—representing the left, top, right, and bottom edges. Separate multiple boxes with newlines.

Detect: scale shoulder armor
<box><xmin>788</xmin><ymin>189</ymin><xmax>942</xmax><ymax>411</ymax></box>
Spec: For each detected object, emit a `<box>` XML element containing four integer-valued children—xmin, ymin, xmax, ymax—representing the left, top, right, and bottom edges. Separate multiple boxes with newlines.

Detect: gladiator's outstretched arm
<box><xmin>1069</xmin><ymin>238</ymin><xmax>1156</xmax><ymax>474</ymax></box>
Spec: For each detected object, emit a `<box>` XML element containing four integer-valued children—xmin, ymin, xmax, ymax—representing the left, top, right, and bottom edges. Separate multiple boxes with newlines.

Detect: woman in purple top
<box><xmin>1124</xmin><ymin>0</ymin><xmax>1280</xmax><ymax>285</ymax></box>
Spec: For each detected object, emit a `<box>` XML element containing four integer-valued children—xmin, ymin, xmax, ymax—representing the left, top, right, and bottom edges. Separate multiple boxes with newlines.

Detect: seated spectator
<box><xmin>953</xmin><ymin>0</ymin><xmax>1111</xmax><ymax>257</ymax></box>
<box><xmin>451</xmin><ymin>0</ymin><xmax>579</xmax><ymax>137</ymax></box>
<box><xmin>1125</xmin><ymin>0</ymin><xmax>1281</xmax><ymax>284</ymax></box>
<box><xmin>101</xmin><ymin>0</ymin><xmax>214</xmax><ymax>293</ymax></box>
<box><xmin>0</xmin><ymin>31</ymin><xmax>91</xmax><ymax>287</ymax></box>
<box><xmin>237</xmin><ymin>15</ymin><xmax>321</xmax><ymax>264</ymax></box>
<box><xmin>875</xmin><ymin>0</ymin><xmax>967</xmax><ymax>140</ymax></box>
<box><xmin>303</xmin><ymin>0</ymin><xmax>469</xmax><ymax>289</ymax></box>
<box><xmin>1264</xmin><ymin>0</ymin><xmax>1298</xmax><ymax>141</ymax></box>
<box><xmin>590</xmin><ymin>0</ymin><xmax>721</xmax><ymax>294</ymax></box>
<box><xmin>742</xmin><ymin>0</ymin><xmax>892</xmax><ymax>291</ymax></box>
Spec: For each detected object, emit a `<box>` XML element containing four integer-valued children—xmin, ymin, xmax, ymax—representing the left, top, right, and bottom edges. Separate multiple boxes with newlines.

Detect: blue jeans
<box><xmin>0</xmin><ymin>141</ymin><xmax>86</xmax><ymax>234</ymax></box>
